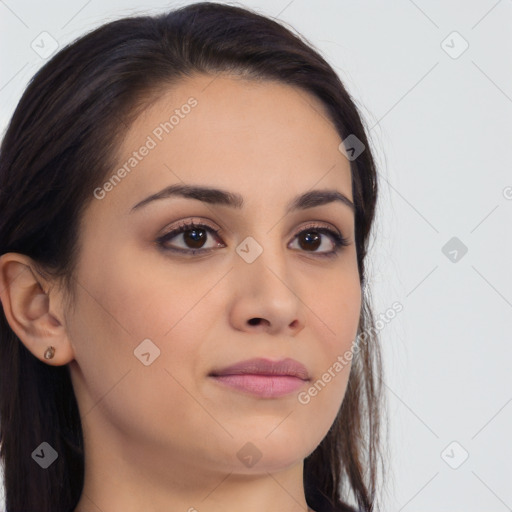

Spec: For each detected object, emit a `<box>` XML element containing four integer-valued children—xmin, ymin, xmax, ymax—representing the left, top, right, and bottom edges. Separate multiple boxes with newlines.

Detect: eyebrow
<box><xmin>130</xmin><ymin>184</ymin><xmax>355</xmax><ymax>214</ymax></box>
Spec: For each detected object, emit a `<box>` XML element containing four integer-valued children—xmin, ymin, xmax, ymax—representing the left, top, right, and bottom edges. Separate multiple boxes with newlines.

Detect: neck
<box><xmin>73</xmin><ymin>417</ymin><xmax>314</xmax><ymax>512</ymax></box>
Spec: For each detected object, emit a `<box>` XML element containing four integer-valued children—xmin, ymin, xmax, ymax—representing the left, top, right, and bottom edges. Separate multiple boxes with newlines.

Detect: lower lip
<box><xmin>210</xmin><ymin>374</ymin><xmax>307</xmax><ymax>398</ymax></box>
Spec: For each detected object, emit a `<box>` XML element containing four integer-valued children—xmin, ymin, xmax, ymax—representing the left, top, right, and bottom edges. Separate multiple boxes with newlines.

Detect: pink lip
<box><xmin>209</xmin><ymin>358</ymin><xmax>310</xmax><ymax>398</ymax></box>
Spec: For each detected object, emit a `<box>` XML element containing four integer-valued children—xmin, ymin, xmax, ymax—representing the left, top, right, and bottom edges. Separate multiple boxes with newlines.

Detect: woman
<box><xmin>0</xmin><ymin>2</ymin><xmax>384</xmax><ymax>511</ymax></box>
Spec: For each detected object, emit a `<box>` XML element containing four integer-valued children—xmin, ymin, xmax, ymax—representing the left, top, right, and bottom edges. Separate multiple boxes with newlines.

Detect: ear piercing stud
<box><xmin>44</xmin><ymin>346</ymin><xmax>55</xmax><ymax>360</ymax></box>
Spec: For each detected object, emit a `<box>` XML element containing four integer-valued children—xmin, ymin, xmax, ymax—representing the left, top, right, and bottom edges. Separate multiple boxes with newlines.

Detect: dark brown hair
<box><xmin>0</xmin><ymin>2</ymin><xmax>384</xmax><ymax>511</ymax></box>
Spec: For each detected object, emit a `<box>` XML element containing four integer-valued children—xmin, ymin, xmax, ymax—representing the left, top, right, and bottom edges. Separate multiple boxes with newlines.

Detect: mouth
<box><xmin>209</xmin><ymin>357</ymin><xmax>310</xmax><ymax>398</ymax></box>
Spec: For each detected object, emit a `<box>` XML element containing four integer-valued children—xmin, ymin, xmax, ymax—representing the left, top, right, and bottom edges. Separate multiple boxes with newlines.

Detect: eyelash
<box><xmin>156</xmin><ymin>220</ymin><xmax>350</xmax><ymax>258</ymax></box>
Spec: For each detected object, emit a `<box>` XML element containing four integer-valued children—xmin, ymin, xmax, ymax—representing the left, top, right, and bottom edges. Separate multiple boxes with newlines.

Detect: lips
<box><xmin>209</xmin><ymin>357</ymin><xmax>310</xmax><ymax>380</ymax></box>
<box><xmin>209</xmin><ymin>358</ymin><xmax>310</xmax><ymax>398</ymax></box>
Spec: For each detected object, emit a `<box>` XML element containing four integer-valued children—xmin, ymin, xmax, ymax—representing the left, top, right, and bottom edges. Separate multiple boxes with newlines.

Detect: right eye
<box><xmin>156</xmin><ymin>220</ymin><xmax>225</xmax><ymax>254</ymax></box>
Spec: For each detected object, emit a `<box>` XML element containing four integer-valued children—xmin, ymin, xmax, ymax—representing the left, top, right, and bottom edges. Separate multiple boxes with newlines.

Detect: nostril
<box><xmin>248</xmin><ymin>318</ymin><xmax>262</xmax><ymax>326</ymax></box>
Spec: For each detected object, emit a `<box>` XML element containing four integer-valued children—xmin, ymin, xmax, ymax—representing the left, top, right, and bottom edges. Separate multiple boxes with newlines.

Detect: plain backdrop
<box><xmin>1</xmin><ymin>1</ymin><xmax>511</xmax><ymax>511</ymax></box>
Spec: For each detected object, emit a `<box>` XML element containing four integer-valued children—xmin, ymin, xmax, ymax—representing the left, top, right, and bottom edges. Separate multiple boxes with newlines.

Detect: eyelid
<box><xmin>293</xmin><ymin>221</ymin><xmax>343</xmax><ymax>239</ymax></box>
<box><xmin>158</xmin><ymin>218</ymin><xmax>220</xmax><ymax>237</ymax></box>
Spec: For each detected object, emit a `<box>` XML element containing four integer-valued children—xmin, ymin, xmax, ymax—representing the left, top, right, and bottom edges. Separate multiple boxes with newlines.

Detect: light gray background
<box><xmin>1</xmin><ymin>1</ymin><xmax>511</xmax><ymax>511</ymax></box>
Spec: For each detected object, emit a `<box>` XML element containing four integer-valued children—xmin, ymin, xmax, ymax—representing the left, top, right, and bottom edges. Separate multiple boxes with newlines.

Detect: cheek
<box><xmin>76</xmin><ymin>239</ymin><xmax>226</xmax><ymax>342</ymax></box>
<box><xmin>67</xmin><ymin>242</ymin><xmax>229</xmax><ymax>411</ymax></box>
<box><xmin>306</xmin><ymin>263</ymin><xmax>362</xmax><ymax>353</ymax></box>
<box><xmin>66</xmin><ymin>263</ymin><xmax>222</xmax><ymax>457</ymax></box>
<box><xmin>298</xmin><ymin>359</ymin><xmax>352</xmax><ymax>433</ymax></box>
<box><xmin>296</xmin><ymin>266</ymin><xmax>361</xmax><ymax>415</ymax></box>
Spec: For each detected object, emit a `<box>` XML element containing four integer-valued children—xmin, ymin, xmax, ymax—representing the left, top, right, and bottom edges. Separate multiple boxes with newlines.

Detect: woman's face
<box><xmin>65</xmin><ymin>74</ymin><xmax>361</xmax><ymax>479</ymax></box>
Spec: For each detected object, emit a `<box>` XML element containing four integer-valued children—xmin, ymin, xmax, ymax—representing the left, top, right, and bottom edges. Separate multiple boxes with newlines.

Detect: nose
<box><xmin>228</xmin><ymin>243</ymin><xmax>305</xmax><ymax>336</ymax></box>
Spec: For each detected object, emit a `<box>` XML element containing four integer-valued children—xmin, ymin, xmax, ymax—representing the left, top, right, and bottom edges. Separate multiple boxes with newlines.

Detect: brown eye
<box><xmin>289</xmin><ymin>225</ymin><xmax>350</xmax><ymax>257</ymax></box>
<box><xmin>182</xmin><ymin>228</ymin><xmax>207</xmax><ymax>249</ymax></box>
<box><xmin>298</xmin><ymin>231</ymin><xmax>321</xmax><ymax>251</ymax></box>
<box><xmin>157</xmin><ymin>221</ymin><xmax>224</xmax><ymax>253</ymax></box>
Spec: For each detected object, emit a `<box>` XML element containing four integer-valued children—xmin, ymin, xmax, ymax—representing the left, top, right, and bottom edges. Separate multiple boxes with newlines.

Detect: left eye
<box><xmin>289</xmin><ymin>227</ymin><xmax>343</xmax><ymax>254</ymax></box>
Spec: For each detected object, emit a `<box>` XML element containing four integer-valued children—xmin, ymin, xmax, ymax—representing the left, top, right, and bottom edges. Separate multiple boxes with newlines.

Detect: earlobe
<box><xmin>0</xmin><ymin>252</ymin><xmax>75</xmax><ymax>365</ymax></box>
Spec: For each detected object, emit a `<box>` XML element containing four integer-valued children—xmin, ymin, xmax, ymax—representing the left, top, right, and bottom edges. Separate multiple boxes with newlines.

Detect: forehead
<box><xmin>97</xmin><ymin>73</ymin><xmax>353</xmax><ymax>216</ymax></box>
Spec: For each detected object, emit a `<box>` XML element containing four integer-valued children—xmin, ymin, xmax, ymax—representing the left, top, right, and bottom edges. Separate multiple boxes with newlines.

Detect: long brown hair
<box><xmin>0</xmin><ymin>3</ymin><xmax>384</xmax><ymax>511</ymax></box>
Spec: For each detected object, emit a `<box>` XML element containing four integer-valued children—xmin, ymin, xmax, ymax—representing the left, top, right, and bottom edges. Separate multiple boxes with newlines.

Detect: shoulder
<box><xmin>309</xmin><ymin>493</ymin><xmax>361</xmax><ymax>512</ymax></box>
<box><xmin>313</xmin><ymin>505</ymin><xmax>360</xmax><ymax>512</ymax></box>
<box><xmin>333</xmin><ymin>505</ymin><xmax>360</xmax><ymax>512</ymax></box>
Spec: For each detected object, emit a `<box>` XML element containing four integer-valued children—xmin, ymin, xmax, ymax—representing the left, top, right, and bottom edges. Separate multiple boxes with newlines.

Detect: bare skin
<box><xmin>0</xmin><ymin>74</ymin><xmax>361</xmax><ymax>512</ymax></box>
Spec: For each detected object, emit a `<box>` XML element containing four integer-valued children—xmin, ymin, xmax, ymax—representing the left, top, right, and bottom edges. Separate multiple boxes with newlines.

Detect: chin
<box><xmin>225</xmin><ymin>434</ymin><xmax>321</xmax><ymax>475</ymax></box>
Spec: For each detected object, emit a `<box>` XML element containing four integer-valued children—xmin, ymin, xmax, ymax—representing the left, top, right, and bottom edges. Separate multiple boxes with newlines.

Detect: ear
<box><xmin>0</xmin><ymin>252</ymin><xmax>75</xmax><ymax>365</ymax></box>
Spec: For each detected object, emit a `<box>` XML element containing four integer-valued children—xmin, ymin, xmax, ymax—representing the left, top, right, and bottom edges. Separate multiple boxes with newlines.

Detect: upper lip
<box><xmin>209</xmin><ymin>358</ymin><xmax>310</xmax><ymax>380</ymax></box>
